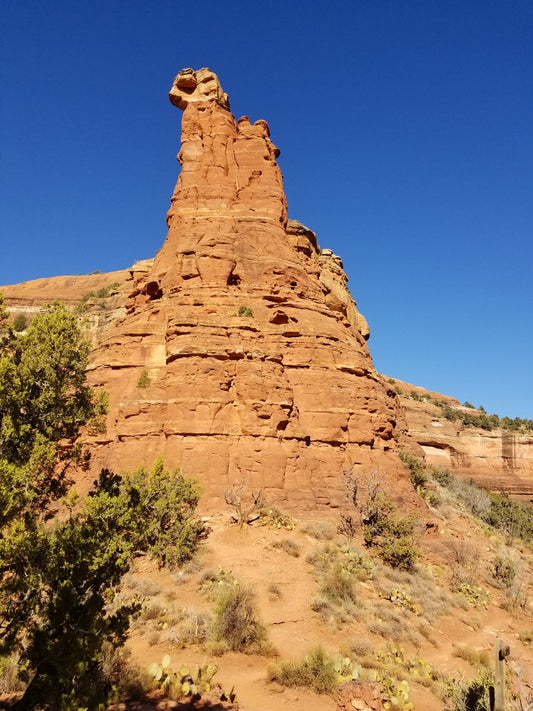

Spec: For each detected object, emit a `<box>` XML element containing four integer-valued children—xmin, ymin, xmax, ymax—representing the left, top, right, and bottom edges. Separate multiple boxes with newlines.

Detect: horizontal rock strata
<box><xmin>392</xmin><ymin>379</ymin><xmax>533</xmax><ymax>500</ymax></box>
<box><xmin>85</xmin><ymin>68</ymin><xmax>409</xmax><ymax>510</ymax></box>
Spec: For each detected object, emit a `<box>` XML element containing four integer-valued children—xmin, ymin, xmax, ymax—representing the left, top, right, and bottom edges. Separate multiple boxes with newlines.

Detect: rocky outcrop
<box><xmin>0</xmin><ymin>270</ymin><xmax>130</xmax><ymax>308</ymax></box>
<box><xmin>0</xmin><ymin>268</ymin><xmax>134</xmax><ymax>346</ymax></box>
<box><xmin>84</xmin><ymin>68</ymin><xmax>409</xmax><ymax>511</ymax></box>
<box><xmin>391</xmin><ymin>378</ymin><xmax>533</xmax><ymax>500</ymax></box>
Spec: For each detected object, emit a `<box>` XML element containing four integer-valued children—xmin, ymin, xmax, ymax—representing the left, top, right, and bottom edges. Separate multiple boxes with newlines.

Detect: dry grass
<box><xmin>123</xmin><ymin>575</ymin><xmax>161</xmax><ymax>597</ymax></box>
<box><xmin>453</xmin><ymin>645</ymin><xmax>491</xmax><ymax>668</ymax></box>
<box><xmin>271</xmin><ymin>537</ymin><xmax>301</xmax><ymax>557</ymax></box>
<box><xmin>301</xmin><ymin>520</ymin><xmax>337</xmax><ymax>540</ymax></box>
<box><xmin>0</xmin><ymin>653</ymin><xmax>26</xmax><ymax>695</ymax></box>
<box><xmin>345</xmin><ymin>637</ymin><xmax>373</xmax><ymax>658</ymax></box>
<box><xmin>167</xmin><ymin>607</ymin><xmax>212</xmax><ymax>647</ymax></box>
<box><xmin>268</xmin><ymin>582</ymin><xmax>282</xmax><ymax>600</ymax></box>
<box><xmin>211</xmin><ymin>583</ymin><xmax>271</xmax><ymax>654</ymax></box>
<box><xmin>266</xmin><ymin>644</ymin><xmax>338</xmax><ymax>694</ymax></box>
<box><xmin>447</xmin><ymin>539</ymin><xmax>480</xmax><ymax>568</ymax></box>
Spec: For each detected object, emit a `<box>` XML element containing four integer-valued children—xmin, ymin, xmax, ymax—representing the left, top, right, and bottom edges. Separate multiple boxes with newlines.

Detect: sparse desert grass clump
<box><xmin>259</xmin><ymin>506</ymin><xmax>296</xmax><ymax>530</ymax></box>
<box><xmin>501</xmin><ymin>579</ymin><xmax>530</xmax><ymax>615</ymax></box>
<box><xmin>271</xmin><ymin>537</ymin><xmax>301</xmax><ymax>557</ymax></box>
<box><xmin>302</xmin><ymin>519</ymin><xmax>337</xmax><ymax>540</ymax></box>
<box><xmin>175</xmin><ymin>555</ymin><xmax>204</xmax><ymax>586</ymax></box>
<box><xmin>266</xmin><ymin>645</ymin><xmax>338</xmax><ymax>694</ymax></box>
<box><xmin>210</xmin><ymin>583</ymin><xmax>270</xmax><ymax>654</ymax></box>
<box><xmin>0</xmin><ymin>653</ymin><xmax>26</xmax><ymax>695</ymax></box>
<box><xmin>308</xmin><ymin>542</ymin><xmax>373</xmax><ymax>626</ymax></box>
<box><xmin>167</xmin><ymin>607</ymin><xmax>212</xmax><ymax>647</ymax></box>
<box><xmin>405</xmin><ymin>569</ymin><xmax>455</xmax><ymax>622</ymax></box>
<box><xmin>123</xmin><ymin>574</ymin><xmax>161</xmax><ymax>598</ymax></box>
<box><xmin>447</xmin><ymin>539</ymin><xmax>480</xmax><ymax>570</ymax></box>
<box><xmin>267</xmin><ymin>582</ymin><xmax>282</xmax><ymax>600</ymax></box>
<box><xmin>199</xmin><ymin>566</ymin><xmax>238</xmax><ymax>599</ymax></box>
<box><xmin>345</xmin><ymin>637</ymin><xmax>374</xmax><ymax>658</ymax></box>
<box><xmin>139</xmin><ymin>599</ymin><xmax>165</xmax><ymax>622</ymax></box>
<box><xmin>453</xmin><ymin>645</ymin><xmax>491</xmax><ymax>669</ymax></box>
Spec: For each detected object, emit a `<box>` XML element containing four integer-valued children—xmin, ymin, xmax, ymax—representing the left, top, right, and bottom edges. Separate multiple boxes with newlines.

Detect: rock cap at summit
<box><xmin>169</xmin><ymin>67</ymin><xmax>230</xmax><ymax>110</ymax></box>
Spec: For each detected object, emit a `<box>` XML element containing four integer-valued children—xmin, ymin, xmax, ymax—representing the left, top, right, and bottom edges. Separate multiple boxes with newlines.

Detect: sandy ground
<box><xmin>117</xmin><ymin>506</ymin><xmax>533</xmax><ymax>711</ymax></box>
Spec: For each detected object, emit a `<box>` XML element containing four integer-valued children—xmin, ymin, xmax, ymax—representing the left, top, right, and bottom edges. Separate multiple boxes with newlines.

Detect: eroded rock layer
<box><xmin>392</xmin><ymin>379</ymin><xmax>533</xmax><ymax>500</ymax></box>
<box><xmin>85</xmin><ymin>68</ymin><xmax>408</xmax><ymax>510</ymax></box>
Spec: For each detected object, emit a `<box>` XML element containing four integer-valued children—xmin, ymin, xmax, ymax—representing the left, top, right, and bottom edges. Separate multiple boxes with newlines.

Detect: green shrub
<box><xmin>12</xmin><ymin>314</ymin><xmax>27</xmax><ymax>332</ymax></box>
<box><xmin>493</xmin><ymin>554</ymin><xmax>516</xmax><ymax>588</ymax></box>
<box><xmin>211</xmin><ymin>584</ymin><xmax>268</xmax><ymax>653</ymax></box>
<box><xmin>362</xmin><ymin>494</ymin><xmax>419</xmax><ymax>571</ymax></box>
<box><xmin>267</xmin><ymin>645</ymin><xmax>338</xmax><ymax>694</ymax></box>
<box><xmin>96</xmin><ymin>282</ymin><xmax>119</xmax><ymax>299</ymax></box>
<box><xmin>482</xmin><ymin>492</ymin><xmax>533</xmax><ymax>544</ymax></box>
<box><xmin>436</xmin><ymin>400</ymin><xmax>533</xmax><ymax>433</ymax></box>
<box><xmin>442</xmin><ymin>669</ymin><xmax>493</xmax><ymax>710</ymax></box>
<box><xmin>237</xmin><ymin>305</ymin><xmax>253</xmax><ymax>317</ymax></box>
<box><xmin>114</xmin><ymin>457</ymin><xmax>203</xmax><ymax>569</ymax></box>
<box><xmin>430</xmin><ymin>467</ymin><xmax>533</xmax><ymax>544</ymax></box>
<box><xmin>398</xmin><ymin>451</ymin><xmax>427</xmax><ymax>488</ymax></box>
<box><xmin>137</xmin><ymin>369</ymin><xmax>151</xmax><ymax>388</ymax></box>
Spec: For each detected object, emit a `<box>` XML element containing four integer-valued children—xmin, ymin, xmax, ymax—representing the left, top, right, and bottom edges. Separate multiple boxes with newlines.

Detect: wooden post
<box><xmin>492</xmin><ymin>638</ymin><xmax>509</xmax><ymax>711</ymax></box>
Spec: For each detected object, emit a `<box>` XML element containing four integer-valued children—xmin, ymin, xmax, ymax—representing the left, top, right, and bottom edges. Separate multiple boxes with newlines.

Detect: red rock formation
<box><xmin>3</xmin><ymin>70</ymin><xmax>531</xmax><ymax>508</ymax></box>
<box><xmin>84</xmin><ymin>68</ymin><xmax>408</xmax><ymax>511</ymax></box>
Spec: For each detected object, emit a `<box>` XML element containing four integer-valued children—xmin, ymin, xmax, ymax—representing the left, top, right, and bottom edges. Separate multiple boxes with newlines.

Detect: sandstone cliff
<box><xmin>390</xmin><ymin>378</ymin><xmax>533</xmax><ymax>501</ymax></box>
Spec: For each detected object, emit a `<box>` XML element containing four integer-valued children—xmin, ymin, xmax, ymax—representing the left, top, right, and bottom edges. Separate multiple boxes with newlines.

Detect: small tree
<box><xmin>224</xmin><ymin>479</ymin><xmax>265</xmax><ymax>528</ymax></box>
<box><xmin>340</xmin><ymin>467</ymin><xmax>419</xmax><ymax>570</ymax></box>
<box><xmin>137</xmin><ymin>368</ymin><xmax>151</xmax><ymax>388</ymax></box>
<box><xmin>0</xmin><ymin>295</ymin><xmax>203</xmax><ymax>709</ymax></box>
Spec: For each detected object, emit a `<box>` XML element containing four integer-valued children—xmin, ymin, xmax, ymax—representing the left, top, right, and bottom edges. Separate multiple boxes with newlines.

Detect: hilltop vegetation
<box><xmin>389</xmin><ymin>378</ymin><xmax>533</xmax><ymax>433</ymax></box>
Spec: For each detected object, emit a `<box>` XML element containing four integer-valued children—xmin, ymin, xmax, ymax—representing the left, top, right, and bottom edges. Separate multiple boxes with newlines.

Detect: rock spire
<box><xmin>87</xmin><ymin>68</ymin><xmax>408</xmax><ymax>510</ymax></box>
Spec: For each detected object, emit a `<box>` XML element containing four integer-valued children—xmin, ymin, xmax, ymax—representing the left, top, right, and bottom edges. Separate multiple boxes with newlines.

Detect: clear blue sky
<box><xmin>1</xmin><ymin>1</ymin><xmax>532</xmax><ymax>418</ymax></box>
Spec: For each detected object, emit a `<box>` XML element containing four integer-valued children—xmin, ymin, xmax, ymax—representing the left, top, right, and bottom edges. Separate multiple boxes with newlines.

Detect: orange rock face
<box><xmin>85</xmin><ymin>68</ymin><xmax>408</xmax><ymax>510</ymax></box>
